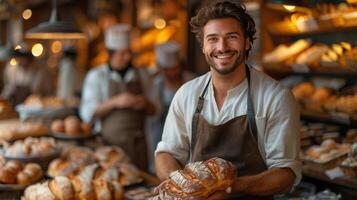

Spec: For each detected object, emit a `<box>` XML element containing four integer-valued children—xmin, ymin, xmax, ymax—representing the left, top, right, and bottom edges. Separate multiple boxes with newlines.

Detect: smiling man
<box><xmin>154</xmin><ymin>0</ymin><xmax>301</xmax><ymax>199</ymax></box>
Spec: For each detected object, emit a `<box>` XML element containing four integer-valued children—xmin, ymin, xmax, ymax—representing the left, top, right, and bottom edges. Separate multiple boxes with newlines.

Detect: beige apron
<box><xmin>190</xmin><ymin>65</ymin><xmax>273</xmax><ymax>200</ymax></box>
<box><xmin>101</xmin><ymin>68</ymin><xmax>148</xmax><ymax>170</ymax></box>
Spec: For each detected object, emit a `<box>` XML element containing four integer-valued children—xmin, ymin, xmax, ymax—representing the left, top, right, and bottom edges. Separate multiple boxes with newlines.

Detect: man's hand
<box><xmin>110</xmin><ymin>92</ymin><xmax>138</xmax><ymax>108</ymax></box>
<box><xmin>132</xmin><ymin>95</ymin><xmax>147</xmax><ymax>110</ymax></box>
<box><xmin>206</xmin><ymin>187</ymin><xmax>231</xmax><ymax>200</ymax></box>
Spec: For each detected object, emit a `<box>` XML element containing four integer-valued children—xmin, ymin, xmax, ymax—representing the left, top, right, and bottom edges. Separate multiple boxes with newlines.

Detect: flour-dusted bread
<box><xmin>158</xmin><ymin>157</ymin><xmax>237</xmax><ymax>200</ymax></box>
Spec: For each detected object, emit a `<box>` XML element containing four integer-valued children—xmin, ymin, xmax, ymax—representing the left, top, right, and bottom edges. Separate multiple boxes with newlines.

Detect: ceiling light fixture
<box><xmin>25</xmin><ymin>0</ymin><xmax>85</xmax><ymax>40</ymax></box>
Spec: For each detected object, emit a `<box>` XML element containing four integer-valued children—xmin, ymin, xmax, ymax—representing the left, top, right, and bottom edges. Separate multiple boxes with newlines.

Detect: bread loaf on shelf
<box><xmin>157</xmin><ymin>157</ymin><xmax>237</xmax><ymax>200</ymax></box>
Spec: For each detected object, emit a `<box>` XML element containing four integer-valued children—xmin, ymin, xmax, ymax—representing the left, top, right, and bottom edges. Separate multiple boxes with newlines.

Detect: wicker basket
<box><xmin>340</xmin><ymin>164</ymin><xmax>357</xmax><ymax>177</ymax></box>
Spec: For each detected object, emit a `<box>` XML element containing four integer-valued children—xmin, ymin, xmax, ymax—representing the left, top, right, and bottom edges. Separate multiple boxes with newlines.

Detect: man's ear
<box><xmin>245</xmin><ymin>37</ymin><xmax>251</xmax><ymax>51</ymax></box>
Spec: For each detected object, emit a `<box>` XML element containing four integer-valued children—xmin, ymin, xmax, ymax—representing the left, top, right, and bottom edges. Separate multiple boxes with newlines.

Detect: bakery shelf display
<box><xmin>0</xmin><ymin>158</ymin><xmax>43</xmax><ymax>191</ymax></box>
<box><xmin>0</xmin><ymin>137</ymin><xmax>61</xmax><ymax>169</ymax></box>
<box><xmin>50</xmin><ymin>116</ymin><xmax>97</xmax><ymax>141</ymax></box>
<box><xmin>263</xmin><ymin>1</ymin><xmax>357</xmax><ymax>197</ymax></box>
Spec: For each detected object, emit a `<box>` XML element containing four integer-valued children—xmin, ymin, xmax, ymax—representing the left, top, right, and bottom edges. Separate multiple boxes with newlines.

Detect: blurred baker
<box><xmin>147</xmin><ymin>41</ymin><xmax>194</xmax><ymax>172</ymax></box>
<box><xmin>80</xmin><ymin>24</ymin><xmax>156</xmax><ymax>170</ymax></box>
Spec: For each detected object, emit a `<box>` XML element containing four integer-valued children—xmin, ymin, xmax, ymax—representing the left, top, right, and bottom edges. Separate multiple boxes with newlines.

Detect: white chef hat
<box><xmin>155</xmin><ymin>41</ymin><xmax>180</xmax><ymax>69</ymax></box>
<box><xmin>105</xmin><ymin>24</ymin><xmax>131</xmax><ymax>50</ymax></box>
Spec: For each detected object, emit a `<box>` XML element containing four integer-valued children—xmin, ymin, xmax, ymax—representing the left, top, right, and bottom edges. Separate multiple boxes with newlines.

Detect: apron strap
<box><xmin>245</xmin><ymin>65</ymin><xmax>258</xmax><ymax>142</ymax></box>
<box><xmin>190</xmin><ymin>77</ymin><xmax>211</xmax><ymax>160</ymax></box>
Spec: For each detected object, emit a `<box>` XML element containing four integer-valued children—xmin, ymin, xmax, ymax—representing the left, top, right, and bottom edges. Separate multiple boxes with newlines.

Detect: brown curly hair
<box><xmin>190</xmin><ymin>0</ymin><xmax>256</xmax><ymax>57</ymax></box>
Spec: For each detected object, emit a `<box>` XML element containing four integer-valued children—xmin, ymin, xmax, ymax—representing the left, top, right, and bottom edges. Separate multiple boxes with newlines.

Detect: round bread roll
<box><xmin>0</xmin><ymin>167</ymin><xmax>17</xmax><ymax>184</ymax></box>
<box><xmin>318</xmin><ymin>153</ymin><xmax>331</xmax><ymax>162</ymax></box>
<box><xmin>51</xmin><ymin>120</ymin><xmax>65</xmax><ymax>133</ymax></box>
<box><xmin>81</xmin><ymin>123</ymin><xmax>92</xmax><ymax>135</ymax></box>
<box><xmin>5</xmin><ymin>160</ymin><xmax>23</xmax><ymax>174</ymax></box>
<box><xmin>306</xmin><ymin>146</ymin><xmax>329</xmax><ymax>159</ymax></box>
<box><xmin>64</xmin><ymin>116</ymin><xmax>81</xmax><ymax>136</ymax></box>
<box><xmin>311</xmin><ymin>87</ymin><xmax>332</xmax><ymax>102</ymax></box>
<box><xmin>292</xmin><ymin>82</ymin><xmax>315</xmax><ymax>100</ymax></box>
<box><xmin>321</xmin><ymin>139</ymin><xmax>337</xmax><ymax>150</ymax></box>
<box><xmin>17</xmin><ymin>171</ymin><xmax>33</xmax><ymax>185</ymax></box>
<box><xmin>24</xmin><ymin>163</ymin><xmax>43</xmax><ymax>181</ymax></box>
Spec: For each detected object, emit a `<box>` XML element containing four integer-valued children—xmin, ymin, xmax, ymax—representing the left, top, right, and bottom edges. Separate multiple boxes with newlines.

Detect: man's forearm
<box><xmin>232</xmin><ymin>168</ymin><xmax>295</xmax><ymax>196</ymax></box>
<box><xmin>155</xmin><ymin>152</ymin><xmax>182</xmax><ymax>181</ymax></box>
<box><xmin>93</xmin><ymin>98</ymin><xmax>116</xmax><ymax>119</ymax></box>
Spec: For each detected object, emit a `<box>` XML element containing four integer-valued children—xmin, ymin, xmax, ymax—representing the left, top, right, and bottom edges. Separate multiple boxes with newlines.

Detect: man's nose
<box><xmin>216</xmin><ymin>38</ymin><xmax>228</xmax><ymax>52</ymax></box>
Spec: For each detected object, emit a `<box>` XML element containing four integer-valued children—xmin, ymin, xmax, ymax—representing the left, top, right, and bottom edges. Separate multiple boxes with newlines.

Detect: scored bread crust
<box><xmin>158</xmin><ymin>157</ymin><xmax>237</xmax><ymax>200</ymax></box>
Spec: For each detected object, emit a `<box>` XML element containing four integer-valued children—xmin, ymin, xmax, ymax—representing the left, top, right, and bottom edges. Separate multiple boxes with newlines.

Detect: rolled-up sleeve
<box><xmin>264</xmin><ymin>88</ymin><xmax>302</xmax><ymax>185</ymax></box>
<box><xmin>155</xmin><ymin>87</ymin><xmax>190</xmax><ymax>165</ymax></box>
<box><xmin>80</xmin><ymin>71</ymin><xmax>102</xmax><ymax>123</ymax></box>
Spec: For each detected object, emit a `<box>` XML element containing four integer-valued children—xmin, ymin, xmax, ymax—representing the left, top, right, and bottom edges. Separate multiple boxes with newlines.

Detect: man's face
<box><xmin>162</xmin><ymin>64</ymin><xmax>181</xmax><ymax>80</ymax></box>
<box><xmin>110</xmin><ymin>48</ymin><xmax>131</xmax><ymax>70</ymax></box>
<box><xmin>202</xmin><ymin>17</ymin><xmax>250</xmax><ymax>75</ymax></box>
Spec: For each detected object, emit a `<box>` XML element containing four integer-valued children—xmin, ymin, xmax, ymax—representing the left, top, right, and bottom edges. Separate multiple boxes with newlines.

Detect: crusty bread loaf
<box><xmin>49</xmin><ymin>176</ymin><xmax>75</xmax><ymax>200</ymax></box>
<box><xmin>157</xmin><ymin>157</ymin><xmax>237</xmax><ymax>200</ymax></box>
<box><xmin>94</xmin><ymin>146</ymin><xmax>130</xmax><ymax>168</ymax></box>
<box><xmin>71</xmin><ymin>164</ymin><xmax>98</xmax><ymax>200</ymax></box>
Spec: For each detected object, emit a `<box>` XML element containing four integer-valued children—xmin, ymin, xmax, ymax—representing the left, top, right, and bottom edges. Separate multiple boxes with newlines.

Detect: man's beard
<box><xmin>206</xmin><ymin>49</ymin><xmax>245</xmax><ymax>75</ymax></box>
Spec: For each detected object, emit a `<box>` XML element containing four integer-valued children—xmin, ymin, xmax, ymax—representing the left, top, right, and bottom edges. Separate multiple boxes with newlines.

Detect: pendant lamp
<box><xmin>25</xmin><ymin>0</ymin><xmax>85</xmax><ymax>39</ymax></box>
<box><xmin>267</xmin><ymin>0</ymin><xmax>310</xmax><ymax>13</ymax></box>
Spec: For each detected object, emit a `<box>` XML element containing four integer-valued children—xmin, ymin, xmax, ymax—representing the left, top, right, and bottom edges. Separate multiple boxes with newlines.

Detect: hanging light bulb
<box><xmin>25</xmin><ymin>0</ymin><xmax>85</xmax><ymax>39</ymax></box>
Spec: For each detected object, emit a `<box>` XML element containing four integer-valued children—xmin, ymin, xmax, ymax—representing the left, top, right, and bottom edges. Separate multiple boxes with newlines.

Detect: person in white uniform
<box><xmin>155</xmin><ymin>1</ymin><xmax>301</xmax><ymax>199</ymax></box>
<box><xmin>57</xmin><ymin>46</ymin><xmax>82</xmax><ymax>100</ymax></box>
<box><xmin>1</xmin><ymin>46</ymin><xmax>53</xmax><ymax>106</ymax></box>
<box><xmin>80</xmin><ymin>24</ymin><xmax>156</xmax><ymax>170</ymax></box>
<box><xmin>147</xmin><ymin>41</ymin><xmax>195</xmax><ymax>173</ymax></box>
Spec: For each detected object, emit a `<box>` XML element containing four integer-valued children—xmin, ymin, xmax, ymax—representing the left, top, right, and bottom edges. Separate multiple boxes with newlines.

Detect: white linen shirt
<box><xmin>79</xmin><ymin>64</ymin><xmax>155</xmax><ymax>128</ymax></box>
<box><xmin>155</xmin><ymin>68</ymin><xmax>302</xmax><ymax>185</ymax></box>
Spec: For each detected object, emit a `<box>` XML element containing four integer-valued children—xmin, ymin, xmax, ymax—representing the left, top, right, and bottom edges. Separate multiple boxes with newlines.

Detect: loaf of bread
<box><xmin>94</xmin><ymin>146</ymin><xmax>130</xmax><ymax>168</ymax></box>
<box><xmin>0</xmin><ymin>160</ymin><xmax>42</xmax><ymax>185</ymax></box>
<box><xmin>157</xmin><ymin>157</ymin><xmax>237</xmax><ymax>200</ymax></box>
<box><xmin>49</xmin><ymin>176</ymin><xmax>75</xmax><ymax>200</ymax></box>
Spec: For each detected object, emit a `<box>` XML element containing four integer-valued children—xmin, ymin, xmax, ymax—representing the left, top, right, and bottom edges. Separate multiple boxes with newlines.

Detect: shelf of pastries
<box><xmin>20</xmin><ymin>145</ymin><xmax>160</xmax><ymax>200</ymax></box>
<box><xmin>263</xmin><ymin>40</ymin><xmax>357</xmax><ymax>77</ymax></box>
<box><xmin>266</xmin><ymin>3</ymin><xmax>357</xmax><ymax>36</ymax></box>
<box><xmin>0</xmin><ymin>119</ymin><xmax>48</xmax><ymax>142</ymax></box>
<box><xmin>291</xmin><ymin>81</ymin><xmax>357</xmax><ymax>126</ymax></box>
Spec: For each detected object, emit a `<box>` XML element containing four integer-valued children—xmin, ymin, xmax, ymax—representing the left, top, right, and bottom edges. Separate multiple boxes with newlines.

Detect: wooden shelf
<box><xmin>263</xmin><ymin>64</ymin><xmax>357</xmax><ymax>79</ymax></box>
<box><xmin>268</xmin><ymin>24</ymin><xmax>357</xmax><ymax>37</ymax></box>
<box><xmin>301</xmin><ymin>109</ymin><xmax>357</xmax><ymax>127</ymax></box>
<box><xmin>303</xmin><ymin>165</ymin><xmax>357</xmax><ymax>190</ymax></box>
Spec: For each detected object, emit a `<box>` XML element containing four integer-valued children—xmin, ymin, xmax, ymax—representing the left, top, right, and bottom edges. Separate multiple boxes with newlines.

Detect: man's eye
<box><xmin>228</xmin><ymin>35</ymin><xmax>237</xmax><ymax>39</ymax></box>
<box><xmin>207</xmin><ymin>37</ymin><xmax>218</xmax><ymax>42</ymax></box>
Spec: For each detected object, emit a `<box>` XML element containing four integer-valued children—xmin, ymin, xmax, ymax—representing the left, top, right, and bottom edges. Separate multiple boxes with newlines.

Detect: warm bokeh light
<box><xmin>10</xmin><ymin>58</ymin><xmax>17</xmax><ymax>66</ymax></box>
<box><xmin>32</xmin><ymin>43</ymin><xmax>43</xmax><ymax>57</ymax></box>
<box><xmin>14</xmin><ymin>45</ymin><xmax>21</xmax><ymax>50</ymax></box>
<box><xmin>51</xmin><ymin>41</ymin><xmax>62</xmax><ymax>53</ymax></box>
<box><xmin>22</xmin><ymin>9</ymin><xmax>32</xmax><ymax>20</ymax></box>
<box><xmin>283</xmin><ymin>5</ymin><xmax>296</xmax><ymax>12</ymax></box>
<box><xmin>154</xmin><ymin>18</ymin><xmax>166</xmax><ymax>30</ymax></box>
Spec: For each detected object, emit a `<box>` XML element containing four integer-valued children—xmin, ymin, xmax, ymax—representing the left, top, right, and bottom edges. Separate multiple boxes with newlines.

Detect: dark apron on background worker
<box><xmin>190</xmin><ymin>65</ymin><xmax>273</xmax><ymax>200</ymax></box>
<box><xmin>101</xmin><ymin>68</ymin><xmax>148</xmax><ymax>170</ymax></box>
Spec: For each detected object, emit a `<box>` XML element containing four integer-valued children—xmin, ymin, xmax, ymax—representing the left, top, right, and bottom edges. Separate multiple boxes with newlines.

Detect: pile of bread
<box><xmin>154</xmin><ymin>157</ymin><xmax>236</xmax><ymax>200</ymax></box>
<box><xmin>23</xmin><ymin>168</ymin><xmax>124</xmax><ymax>200</ymax></box>
<box><xmin>304</xmin><ymin>139</ymin><xmax>351</xmax><ymax>162</ymax></box>
<box><xmin>47</xmin><ymin>146</ymin><xmax>142</xmax><ymax>186</ymax></box>
<box><xmin>263</xmin><ymin>39</ymin><xmax>356</xmax><ymax>70</ymax></box>
<box><xmin>51</xmin><ymin>116</ymin><xmax>92</xmax><ymax>136</ymax></box>
<box><xmin>4</xmin><ymin>137</ymin><xmax>58</xmax><ymax>158</ymax></box>
<box><xmin>0</xmin><ymin>121</ymin><xmax>48</xmax><ymax>141</ymax></box>
<box><xmin>0</xmin><ymin>157</ymin><xmax>42</xmax><ymax>185</ymax></box>
<box><xmin>292</xmin><ymin>82</ymin><xmax>357</xmax><ymax>115</ymax></box>
<box><xmin>24</xmin><ymin>95</ymin><xmax>65</xmax><ymax>109</ymax></box>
